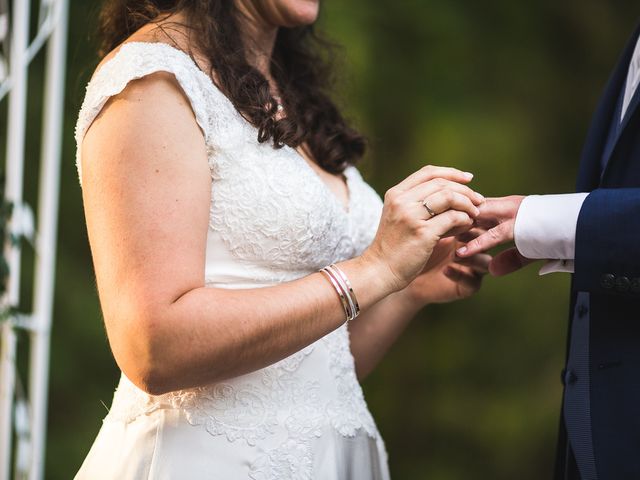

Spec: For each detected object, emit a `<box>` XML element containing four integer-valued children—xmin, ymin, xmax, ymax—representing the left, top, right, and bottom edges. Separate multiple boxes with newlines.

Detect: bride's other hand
<box><xmin>359</xmin><ymin>165</ymin><xmax>485</xmax><ymax>294</ymax></box>
<box><xmin>401</xmin><ymin>231</ymin><xmax>491</xmax><ymax>307</ymax></box>
<box><xmin>336</xmin><ymin>169</ymin><xmax>484</xmax><ymax>380</ymax></box>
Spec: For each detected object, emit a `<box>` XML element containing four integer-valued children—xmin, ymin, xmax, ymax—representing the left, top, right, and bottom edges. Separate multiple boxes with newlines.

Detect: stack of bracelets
<box><xmin>319</xmin><ymin>263</ymin><xmax>361</xmax><ymax>322</ymax></box>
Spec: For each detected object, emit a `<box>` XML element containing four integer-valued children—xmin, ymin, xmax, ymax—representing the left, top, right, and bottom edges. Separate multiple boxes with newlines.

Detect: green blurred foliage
<box><xmin>5</xmin><ymin>0</ymin><xmax>635</xmax><ymax>478</ymax></box>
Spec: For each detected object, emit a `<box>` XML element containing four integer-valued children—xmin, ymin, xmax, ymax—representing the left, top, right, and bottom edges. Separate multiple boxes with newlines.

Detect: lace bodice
<box><xmin>74</xmin><ymin>42</ymin><xmax>386</xmax><ymax>479</ymax></box>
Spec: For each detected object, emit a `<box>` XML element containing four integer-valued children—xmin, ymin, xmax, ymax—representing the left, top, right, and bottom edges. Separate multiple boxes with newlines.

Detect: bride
<box><xmin>73</xmin><ymin>0</ymin><xmax>490</xmax><ymax>478</ymax></box>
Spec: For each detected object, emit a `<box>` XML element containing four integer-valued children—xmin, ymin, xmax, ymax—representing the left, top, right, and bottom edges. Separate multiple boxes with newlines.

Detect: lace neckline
<box><xmin>285</xmin><ymin>144</ymin><xmax>353</xmax><ymax>216</ymax></box>
<box><xmin>101</xmin><ymin>41</ymin><xmax>356</xmax><ymax>217</ymax></box>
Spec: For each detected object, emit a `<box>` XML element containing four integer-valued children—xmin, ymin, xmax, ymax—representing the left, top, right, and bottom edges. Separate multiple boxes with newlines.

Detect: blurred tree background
<box><xmin>14</xmin><ymin>0</ymin><xmax>636</xmax><ymax>478</ymax></box>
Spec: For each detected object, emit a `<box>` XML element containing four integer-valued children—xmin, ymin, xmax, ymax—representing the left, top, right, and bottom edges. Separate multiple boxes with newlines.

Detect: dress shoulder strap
<box><xmin>74</xmin><ymin>41</ymin><xmax>224</xmax><ymax>187</ymax></box>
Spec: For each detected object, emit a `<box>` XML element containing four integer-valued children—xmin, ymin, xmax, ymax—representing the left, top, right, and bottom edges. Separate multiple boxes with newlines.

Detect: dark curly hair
<box><xmin>97</xmin><ymin>0</ymin><xmax>366</xmax><ymax>174</ymax></box>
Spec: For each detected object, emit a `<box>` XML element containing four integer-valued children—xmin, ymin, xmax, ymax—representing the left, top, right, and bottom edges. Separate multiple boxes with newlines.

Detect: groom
<box><xmin>456</xmin><ymin>21</ymin><xmax>640</xmax><ymax>480</ymax></box>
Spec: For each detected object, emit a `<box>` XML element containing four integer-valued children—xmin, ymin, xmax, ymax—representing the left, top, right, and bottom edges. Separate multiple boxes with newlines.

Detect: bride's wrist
<box><xmin>334</xmin><ymin>254</ymin><xmax>399</xmax><ymax>311</ymax></box>
<box><xmin>358</xmin><ymin>248</ymin><xmax>408</xmax><ymax>293</ymax></box>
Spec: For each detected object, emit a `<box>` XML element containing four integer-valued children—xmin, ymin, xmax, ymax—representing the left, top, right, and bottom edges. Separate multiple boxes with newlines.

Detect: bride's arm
<box><xmin>81</xmin><ymin>72</ymin><xmax>479</xmax><ymax>396</ymax></box>
<box><xmin>347</xmin><ymin>288</ymin><xmax>422</xmax><ymax>380</ymax></box>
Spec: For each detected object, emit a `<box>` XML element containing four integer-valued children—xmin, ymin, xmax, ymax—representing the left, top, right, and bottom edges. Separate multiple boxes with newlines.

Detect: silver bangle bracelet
<box><xmin>326</xmin><ymin>264</ymin><xmax>360</xmax><ymax>319</ymax></box>
<box><xmin>319</xmin><ymin>266</ymin><xmax>352</xmax><ymax>322</ymax></box>
<box><xmin>319</xmin><ymin>263</ymin><xmax>360</xmax><ymax>322</ymax></box>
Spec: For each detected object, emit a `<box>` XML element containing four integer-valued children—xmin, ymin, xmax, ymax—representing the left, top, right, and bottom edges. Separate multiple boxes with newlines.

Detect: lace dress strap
<box><xmin>74</xmin><ymin>41</ymin><xmax>222</xmax><ymax>188</ymax></box>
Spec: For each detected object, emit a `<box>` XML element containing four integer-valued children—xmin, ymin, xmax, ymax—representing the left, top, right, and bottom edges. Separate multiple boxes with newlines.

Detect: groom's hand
<box><xmin>455</xmin><ymin>195</ymin><xmax>536</xmax><ymax>276</ymax></box>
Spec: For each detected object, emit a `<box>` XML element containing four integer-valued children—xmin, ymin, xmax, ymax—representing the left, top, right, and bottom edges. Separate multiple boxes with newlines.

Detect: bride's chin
<box><xmin>272</xmin><ymin>0</ymin><xmax>321</xmax><ymax>28</ymax></box>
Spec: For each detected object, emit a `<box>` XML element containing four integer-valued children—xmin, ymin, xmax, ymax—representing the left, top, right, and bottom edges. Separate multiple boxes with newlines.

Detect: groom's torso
<box><xmin>557</xmin><ymin>20</ymin><xmax>640</xmax><ymax>480</ymax></box>
<box><xmin>576</xmin><ymin>22</ymin><xmax>640</xmax><ymax>192</ymax></box>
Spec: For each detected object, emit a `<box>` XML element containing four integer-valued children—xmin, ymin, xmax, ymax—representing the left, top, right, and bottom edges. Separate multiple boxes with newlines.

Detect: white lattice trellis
<box><xmin>0</xmin><ymin>0</ymin><xmax>68</xmax><ymax>479</ymax></box>
<box><xmin>0</xmin><ymin>0</ymin><xmax>8</xmax><ymax>87</ymax></box>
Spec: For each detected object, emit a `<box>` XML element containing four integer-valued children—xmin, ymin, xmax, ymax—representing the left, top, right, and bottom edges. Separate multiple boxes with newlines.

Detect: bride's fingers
<box><xmin>443</xmin><ymin>266</ymin><xmax>484</xmax><ymax>291</ymax></box>
<box><xmin>401</xmin><ymin>178</ymin><xmax>484</xmax><ymax>206</ymax></box>
<box><xmin>454</xmin><ymin>253</ymin><xmax>492</xmax><ymax>274</ymax></box>
<box><xmin>393</xmin><ymin>165</ymin><xmax>474</xmax><ymax>193</ymax></box>
<box><xmin>424</xmin><ymin>210</ymin><xmax>474</xmax><ymax>238</ymax></box>
<box><xmin>418</xmin><ymin>190</ymin><xmax>480</xmax><ymax>219</ymax></box>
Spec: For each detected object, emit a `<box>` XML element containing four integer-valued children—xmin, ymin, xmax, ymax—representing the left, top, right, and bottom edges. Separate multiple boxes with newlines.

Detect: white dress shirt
<box><xmin>513</xmin><ymin>33</ymin><xmax>640</xmax><ymax>274</ymax></box>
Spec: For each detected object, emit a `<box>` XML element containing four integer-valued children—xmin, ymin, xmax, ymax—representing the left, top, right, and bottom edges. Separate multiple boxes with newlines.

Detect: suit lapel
<box><xmin>601</xmin><ymin>65</ymin><xmax>640</xmax><ymax>181</ymax></box>
<box><xmin>576</xmin><ymin>23</ymin><xmax>640</xmax><ymax>192</ymax></box>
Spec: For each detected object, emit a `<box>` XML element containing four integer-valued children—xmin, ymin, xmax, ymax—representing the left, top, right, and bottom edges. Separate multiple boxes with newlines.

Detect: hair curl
<box><xmin>97</xmin><ymin>0</ymin><xmax>366</xmax><ymax>174</ymax></box>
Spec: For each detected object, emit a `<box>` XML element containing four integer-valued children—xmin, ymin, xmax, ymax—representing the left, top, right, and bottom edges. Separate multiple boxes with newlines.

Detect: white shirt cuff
<box><xmin>513</xmin><ymin>193</ymin><xmax>589</xmax><ymax>262</ymax></box>
<box><xmin>538</xmin><ymin>259</ymin><xmax>575</xmax><ymax>275</ymax></box>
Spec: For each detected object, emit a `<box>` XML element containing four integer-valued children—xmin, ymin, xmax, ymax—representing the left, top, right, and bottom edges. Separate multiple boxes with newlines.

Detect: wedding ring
<box><xmin>422</xmin><ymin>198</ymin><xmax>437</xmax><ymax>218</ymax></box>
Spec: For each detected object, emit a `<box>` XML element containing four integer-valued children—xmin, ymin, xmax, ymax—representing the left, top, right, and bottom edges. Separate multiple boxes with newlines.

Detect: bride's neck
<box><xmin>233</xmin><ymin>3</ymin><xmax>278</xmax><ymax>85</ymax></box>
<box><xmin>150</xmin><ymin>7</ymin><xmax>279</xmax><ymax>88</ymax></box>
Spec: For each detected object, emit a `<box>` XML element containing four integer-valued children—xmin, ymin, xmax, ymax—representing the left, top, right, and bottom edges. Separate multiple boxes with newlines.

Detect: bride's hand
<box><xmin>401</xmin><ymin>231</ymin><xmax>491</xmax><ymax>307</ymax></box>
<box><xmin>360</xmin><ymin>165</ymin><xmax>485</xmax><ymax>294</ymax></box>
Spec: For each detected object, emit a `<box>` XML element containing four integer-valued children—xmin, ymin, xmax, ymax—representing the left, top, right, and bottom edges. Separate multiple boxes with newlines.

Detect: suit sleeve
<box><xmin>573</xmin><ymin>188</ymin><xmax>640</xmax><ymax>294</ymax></box>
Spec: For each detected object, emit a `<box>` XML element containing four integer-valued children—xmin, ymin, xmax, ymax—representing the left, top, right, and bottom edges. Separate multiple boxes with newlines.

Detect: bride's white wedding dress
<box><xmin>73</xmin><ymin>41</ymin><xmax>389</xmax><ymax>480</ymax></box>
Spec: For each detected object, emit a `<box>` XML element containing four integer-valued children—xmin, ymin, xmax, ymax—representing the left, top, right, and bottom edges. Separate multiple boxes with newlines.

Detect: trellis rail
<box><xmin>0</xmin><ymin>0</ymin><xmax>68</xmax><ymax>478</ymax></box>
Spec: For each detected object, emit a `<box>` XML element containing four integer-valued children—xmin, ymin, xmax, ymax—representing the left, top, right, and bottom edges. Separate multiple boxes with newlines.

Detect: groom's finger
<box><xmin>473</xmin><ymin>197</ymin><xmax>520</xmax><ymax>229</ymax></box>
<box><xmin>456</xmin><ymin>220</ymin><xmax>514</xmax><ymax>257</ymax></box>
<box><xmin>488</xmin><ymin>247</ymin><xmax>536</xmax><ymax>276</ymax></box>
<box><xmin>456</xmin><ymin>227</ymin><xmax>485</xmax><ymax>243</ymax></box>
<box><xmin>477</xmin><ymin>197</ymin><xmax>513</xmax><ymax>216</ymax></box>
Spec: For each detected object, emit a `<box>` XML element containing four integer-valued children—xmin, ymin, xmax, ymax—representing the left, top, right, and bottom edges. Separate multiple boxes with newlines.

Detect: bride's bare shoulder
<box><xmin>81</xmin><ymin>13</ymin><xmax>209</xmax><ymax>172</ymax></box>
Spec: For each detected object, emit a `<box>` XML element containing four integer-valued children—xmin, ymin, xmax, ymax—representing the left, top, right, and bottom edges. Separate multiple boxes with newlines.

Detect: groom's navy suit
<box><xmin>554</xmin><ymin>21</ymin><xmax>640</xmax><ymax>480</ymax></box>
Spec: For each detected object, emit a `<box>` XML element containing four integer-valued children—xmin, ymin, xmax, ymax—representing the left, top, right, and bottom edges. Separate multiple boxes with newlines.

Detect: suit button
<box><xmin>600</xmin><ymin>274</ymin><xmax>615</xmax><ymax>289</ymax></box>
<box><xmin>564</xmin><ymin>369</ymin><xmax>578</xmax><ymax>386</ymax></box>
<box><xmin>577</xmin><ymin>305</ymin><xmax>588</xmax><ymax>318</ymax></box>
<box><xmin>631</xmin><ymin>278</ymin><xmax>640</xmax><ymax>294</ymax></box>
<box><xmin>615</xmin><ymin>276</ymin><xmax>631</xmax><ymax>293</ymax></box>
